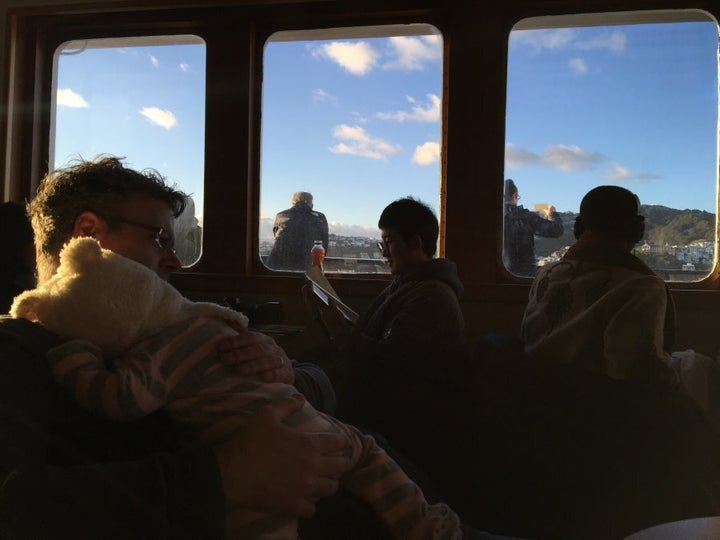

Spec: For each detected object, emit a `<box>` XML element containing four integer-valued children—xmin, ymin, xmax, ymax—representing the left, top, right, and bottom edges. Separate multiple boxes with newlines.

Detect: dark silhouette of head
<box><xmin>504</xmin><ymin>179</ymin><xmax>519</xmax><ymax>203</ymax></box>
<box><xmin>573</xmin><ymin>185</ymin><xmax>645</xmax><ymax>244</ymax></box>
<box><xmin>0</xmin><ymin>201</ymin><xmax>34</xmax><ymax>265</ymax></box>
<box><xmin>378</xmin><ymin>197</ymin><xmax>439</xmax><ymax>257</ymax></box>
<box><xmin>0</xmin><ymin>201</ymin><xmax>36</xmax><ymax>312</ymax></box>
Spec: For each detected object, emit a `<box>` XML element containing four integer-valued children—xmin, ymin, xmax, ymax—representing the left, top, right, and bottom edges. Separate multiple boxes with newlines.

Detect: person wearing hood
<box><xmin>521</xmin><ymin>185</ymin><xmax>679</xmax><ymax>389</ymax></box>
<box><xmin>349</xmin><ymin>196</ymin><xmax>465</xmax><ymax>357</ymax></box>
<box><xmin>305</xmin><ymin>197</ymin><xmax>469</xmax><ymax>503</ymax></box>
<box><xmin>311</xmin><ymin>196</ymin><xmax>465</xmax><ymax>379</ymax></box>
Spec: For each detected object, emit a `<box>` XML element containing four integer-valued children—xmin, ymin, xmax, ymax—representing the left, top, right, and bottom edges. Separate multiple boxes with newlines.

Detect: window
<box><xmin>51</xmin><ymin>35</ymin><xmax>206</xmax><ymax>267</ymax></box>
<box><xmin>259</xmin><ymin>25</ymin><xmax>443</xmax><ymax>273</ymax></box>
<box><xmin>504</xmin><ymin>11</ymin><xmax>719</xmax><ymax>282</ymax></box>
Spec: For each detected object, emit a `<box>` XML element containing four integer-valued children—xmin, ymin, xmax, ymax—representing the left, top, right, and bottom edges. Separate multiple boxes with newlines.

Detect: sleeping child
<box><xmin>11</xmin><ymin>236</ymin><xmax>461</xmax><ymax>539</ymax></box>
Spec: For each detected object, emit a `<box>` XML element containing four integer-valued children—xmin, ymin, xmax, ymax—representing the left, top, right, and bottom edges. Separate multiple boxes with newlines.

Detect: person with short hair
<box><xmin>503</xmin><ymin>178</ymin><xmax>564</xmax><ymax>276</ymax></box>
<box><xmin>267</xmin><ymin>191</ymin><xmax>329</xmax><ymax>271</ymax></box>
<box><xmin>305</xmin><ymin>197</ymin><xmax>469</xmax><ymax>510</ymax></box>
<box><xmin>521</xmin><ymin>185</ymin><xmax>679</xmax><ymax>387</ymax></box>
<box><xmin>12</xmin><ymin>231</ymin><xmax>463</xmax><ymax>539</ymax></box>
<box><xmin>0</xmin><ymin>156</ymin><xmax>355</xmax><ymax>538</ymax></box>
<box><xmin>173</xmin><ymin>196</ymin><xmax>202</xmax><ymax>266</ymax></box>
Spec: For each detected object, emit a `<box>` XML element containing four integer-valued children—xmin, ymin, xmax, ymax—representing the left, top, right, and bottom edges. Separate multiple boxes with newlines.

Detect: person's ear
<box><xmin>73</xmin><ymin>211</ymin><xmax>105</xmax><ymax>239</ymax></box>
<box><xmin>409</xmin><ymin>234</ymin><xmax>424</xmax><ymax>252</ymax></box>
<box><xmin>573</xmin><ymin>216</ymin><xmax>585</xmax><ymax>240</ymax></box>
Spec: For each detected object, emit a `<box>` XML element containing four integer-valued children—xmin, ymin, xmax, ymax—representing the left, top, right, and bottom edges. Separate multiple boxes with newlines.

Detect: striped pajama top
<box><xmin>48</xmin><ymin>316</ymin><xmax>461</xmax><ymax>539</ymax></box>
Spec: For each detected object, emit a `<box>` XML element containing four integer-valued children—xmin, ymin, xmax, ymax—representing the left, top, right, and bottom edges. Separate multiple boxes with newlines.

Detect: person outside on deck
<box><xmin>267</xmin><ymin>191</ymin><xmax>329</xmax><ymax>271</ymax></box>
<box><xmin>503</xmin><ymin>178</ymin><xmax>564</xmax><ymax>276</ymax></box>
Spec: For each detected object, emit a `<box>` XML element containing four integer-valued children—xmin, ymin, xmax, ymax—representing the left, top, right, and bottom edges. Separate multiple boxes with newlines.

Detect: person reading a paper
<box><xmin>304</xmin><ymin>197</ymin><xmax>468</xmax><ymax>492</ymax></box>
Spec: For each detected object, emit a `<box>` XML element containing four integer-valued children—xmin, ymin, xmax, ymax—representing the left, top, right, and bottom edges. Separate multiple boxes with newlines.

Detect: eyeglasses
<box><xmin>377</xmin><ymin>241</ymin><xmax>387</xmax><ymax>254</ymax></box>
<box><xmin>102</xmin><ymin>215</ymin><xmax>175</xmax><ymax>254</ymax></box>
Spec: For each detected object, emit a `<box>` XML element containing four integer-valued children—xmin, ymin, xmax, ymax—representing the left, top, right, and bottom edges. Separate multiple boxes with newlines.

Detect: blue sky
<box><xmin>53</xmin><ymin>38</ymin><xmax>206</xmax><ymax>210</ymax></box>
<box><xmin>53</xmin><ymin>16</ymin><xmax>718</xmax><ymax>240</ymax></box>
<box><xmin>506</xmin><ymin>20</ymin><xmax>718</xmax><ymax>213</ymax></box>
<box><xmin>260</xmin><ymin>33</ymin><xmax>442</xmax><ymax>237</ymax></box>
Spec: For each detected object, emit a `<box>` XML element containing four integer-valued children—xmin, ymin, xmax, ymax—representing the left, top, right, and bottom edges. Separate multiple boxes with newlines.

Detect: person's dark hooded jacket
<box><xmin>331</xmin><ymin>258</ymin><xmax>468</xmax><ymax>458</ymax></box>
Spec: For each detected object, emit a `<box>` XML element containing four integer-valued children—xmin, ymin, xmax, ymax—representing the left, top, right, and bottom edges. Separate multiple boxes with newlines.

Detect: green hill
<box><xmin>534</xmin><ymin>205</ymin><xmax>716</xmax><ymax>258</ymax></box>
<box><xmin>641</xmin><ymin>205</ymin><xmax>715</xmax><ymax>246</ymax></box>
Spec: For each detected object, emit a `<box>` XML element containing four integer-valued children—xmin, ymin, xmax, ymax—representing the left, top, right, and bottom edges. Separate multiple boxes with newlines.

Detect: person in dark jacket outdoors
<box><xmin>503</xmin><ymin>178</ymin><xmax>563</xmax><ymax>276</ymax></box>
<box><xmin>267</xmin><ymin>191</ymin><xmax>329</xmax><ymax>271</ymax></box>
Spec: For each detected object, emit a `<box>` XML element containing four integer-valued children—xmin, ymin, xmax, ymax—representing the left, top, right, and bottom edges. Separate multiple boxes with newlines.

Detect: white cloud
<box><xmin>383</xmin><ymin>35</ymin><xmax>442</xmax><ymax>71</ymax></box>
<box><xmin>312</xmin><ymin>41</ymin><xmax>378</xmax><ymax>75</ymax></box>
<box><xmin>505</xmin><ymin>143</ymin><xmax>542</xmax><ymax>168</ymax></box>
<box><xmin>56</xmin><ymin>88</ymin><xmax>89</xmax><ymax>108</ymax></box>
<box><xmin>543</xmin><ymin>144</ymin><xmax>604</xmax><ymax>172</ymax></box>
<box><xmin>260</xmin><ymin>217</ymin><xmax>274</xmax><ymax>239</ymax></box>
<box><xmin>506</xmin><ymin>143</ymin><xmax>603</xmax><ymax>171</ymax></box>
<box><xmin>149</xmin><ymin>54</ymin><xmax>159</xmax><ymax>68</ymax></box>
<box><xmin>412</xmin><ymin>141</ymin><xmax>440</xmax><ymax>165</ymax></box>
<box><xmin>329</xmin><ymin>124</ymin><xmax>401</xmax><ymax>160</ymax></box>
<box><xmin>569</xmin><ymin>57</ymin><xmax>588</xmax><ymax>74</ymax></box>
<box><xmin>512</xmin><ymin>28</ymin><xmax>626</xmax><ymax>53</ymax></box>
<box><xmin>511</xmin><ymin>29</ymin><xmax>577</xmax><ymax>53</ymax></box>
<box><xmin>312</xmin><ymin>88</ymin><xmax>338</xmax><ymax>105</ymax></box>
<box><xmin>350</xmin><ymin>111</ymin><xmax>369</xmax><ymax>123</ymax></box>
<box><xmin>139</xmin><ymin>107</ymin><xmax>177</xmax><ymax>129</ymax></box>
<box><xmin>602</xmin><ymin>162</ymin><xmax>662</xmax><ymax>182</ymax></box>
<box><xmin>179</xmin><ymin>61</ymin><xmax>190</xmax><ymax>72</ymax></box>
<box><xmin>604</xmin><ymin>162</ymin><xmax>630</xmax><ymax>181</ymax></box>
<box><xmin>376</xmin><ymin>94</ymin><xmax>440</xmax><ymax>123</ymax></box>
<box><xmin>310</xmin><ymin>35</ymin><xmax>440</xmax><ymax>75</ymax></box>
<box><xmin>575</xmin><ymin>31</ymin><xmax>627</xmax><ymax>52</ymax></box>
<box><xmin>328</xmin><ymin>222</ymin><xmax>381</xmax><ymax>238</ymax></box>
<box><xmin>260</xmin><ymin>216</ymin><xmax>380</xmax><ymax>240</ymax></box>
<box><xmin>507</xmin><ymin>143</ymin><xmax>661</xmax><ymax>182</ymax></box>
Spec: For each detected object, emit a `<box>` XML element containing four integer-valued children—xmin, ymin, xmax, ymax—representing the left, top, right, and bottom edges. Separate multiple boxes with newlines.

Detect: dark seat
<box><xmin>476</xmin><ymin>333</ymin><xmax>525</xmax><ymax>354</ymax></box>
<box><xmin>623</xmin><ymin>516</ymin><xmax>720</xmax><ymax>540</ymax></box>
<box><xmin>458</xmin><ymin>342</ymin><xmax>720</xmax><ymax>540</ymax></box>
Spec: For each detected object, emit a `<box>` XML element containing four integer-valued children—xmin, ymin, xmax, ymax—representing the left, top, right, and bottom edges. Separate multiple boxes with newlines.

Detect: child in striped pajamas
<box><xmin>11</xmin><ymin>237</ymin><xmax>461</xmax><ymax>540</ymax></box>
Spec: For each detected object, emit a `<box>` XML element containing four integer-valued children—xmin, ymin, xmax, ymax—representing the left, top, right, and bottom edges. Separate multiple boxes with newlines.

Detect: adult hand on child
<box><xmin>213</xmin><ymin>394</ymin><xmax>352</xmax><ymax>517</ymax></box>
<box><xmin>217</xmin><ymin>329</ymin><xmax>294</xmax><ymax>384</ymax></box>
